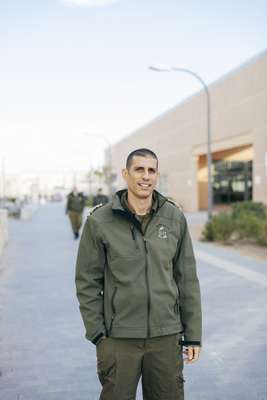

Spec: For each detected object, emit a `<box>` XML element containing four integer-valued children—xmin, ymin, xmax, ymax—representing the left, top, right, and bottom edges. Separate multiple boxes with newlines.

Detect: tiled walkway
<box><xmin>0</xmin><ymin>203</ymin><xmax>266</xmax><ymax>399</ymax></box>
<box><xmin>0</xmin><ymin>203</ymin><xmax>101</xmax><ymax>400</ymax></box>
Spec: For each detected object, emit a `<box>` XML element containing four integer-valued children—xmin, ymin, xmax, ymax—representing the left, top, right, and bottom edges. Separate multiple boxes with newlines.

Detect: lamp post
<box><xmin>82</xmin><ymin>133</ymin><xmax>112</xmax><ymax>196</ymax></box>
<box><xmin>149</xmin><ymin>65</ymin><xmax>213</xmax><ymax>220</ymax></box>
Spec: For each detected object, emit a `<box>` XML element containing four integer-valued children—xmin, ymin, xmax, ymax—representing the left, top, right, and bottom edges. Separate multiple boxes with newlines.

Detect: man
<box><xmin>66</xmin><ymin>187</ymin><xmax>86</xmax><ymax>239</ymax></box>
<box><xmin>93</xmin><ymin>188</ymin><xmax>109</xmax><ymax>207</ymax></box>
<box><xmin>75</xmin><ymin>148</ymin><xmax>202</xmax><ymax>400</ymax></box>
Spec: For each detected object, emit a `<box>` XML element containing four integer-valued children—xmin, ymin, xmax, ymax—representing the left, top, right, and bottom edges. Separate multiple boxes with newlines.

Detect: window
<box><xmin>213</xmin><ymin>160</ymin><xmax>252</xmax><ymax>204</ymax></box>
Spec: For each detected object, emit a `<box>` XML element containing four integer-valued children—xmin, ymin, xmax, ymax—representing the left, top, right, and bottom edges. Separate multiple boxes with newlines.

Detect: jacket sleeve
<box><xmin>173</xmin><ymin>213</ymin><xmax>202</xmax><ymax>347</ymax></box>
<box><xmin>75</xmin><ymin>216</ymin><xmax>107</xmax><ymax>345</ymax></box>
<box><xmin>65</xmin><ymin>196</ymin><xmax>70</xmax><ymax>214</ymax></box>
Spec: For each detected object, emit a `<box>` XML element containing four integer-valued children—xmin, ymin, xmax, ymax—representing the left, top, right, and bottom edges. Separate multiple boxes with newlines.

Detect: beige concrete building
<box><xmin>110</xmin><ymin>49</ymin><xmax>267</xmax><ymax>212</ymax></box>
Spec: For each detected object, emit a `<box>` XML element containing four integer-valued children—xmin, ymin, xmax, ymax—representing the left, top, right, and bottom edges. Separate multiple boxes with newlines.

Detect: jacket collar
<box><xmin>111</xmin><ymin>189</ymin><xmax>168</xmax><ymax>232</ymax></box>
<box><xmin>112</xmin><ymin>189</ymin><xmax>167</xmax><ymax>214</ymax></box>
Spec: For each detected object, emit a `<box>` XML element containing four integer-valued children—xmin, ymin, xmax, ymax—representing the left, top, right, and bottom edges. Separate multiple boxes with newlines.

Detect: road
<box><xmin>0</xmin><ymin>203</ymin><xmax>266</xmax><ymax>400</ymax></box>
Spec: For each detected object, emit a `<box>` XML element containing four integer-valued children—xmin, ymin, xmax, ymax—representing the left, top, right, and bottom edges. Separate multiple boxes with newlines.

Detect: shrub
<box><xmin>202</xmin><ymin>202</ymin><xmax>267</xmax><ymax>246</ymax></box>
<box><xmin>202</xmin><ymin>220</ymin><xmax>215</xmax><ymax>241</ymax></box>
<box><xmin>202</xmin><ymin>213</ymin><xmax>234</xmax><ymax>243</ymax></box>
<box><xmin>232</xmin><ymin>201</ymin><xmax>266</xmax><ymax>220</ymax></box>
<box><xmin>235</xmin><ymin>213</ymin><xmax>263</xmax><ymax>240</ymax></box>
<box><xmin>256</xmin><ymin>220</ymin><xmax>267</xmax><ymax>246</ymax></box>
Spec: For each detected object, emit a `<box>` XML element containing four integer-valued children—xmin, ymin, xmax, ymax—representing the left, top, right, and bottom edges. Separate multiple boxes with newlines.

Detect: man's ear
<box><xmin>121</xmin><ymin>168</ymin><xmax>128</xmax><ymax>181</ymax></box>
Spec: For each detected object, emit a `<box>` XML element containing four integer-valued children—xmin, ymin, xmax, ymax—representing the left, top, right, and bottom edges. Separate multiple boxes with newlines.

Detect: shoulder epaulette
<box><xmin>88</xmin><ymin>203</ymin><xmax>104</xmax><ymax>216</ymax></box>
<box><xmin>167</xmin><ymin>198</ymin><xmax>183</xmax><ymax>211</ymax></box>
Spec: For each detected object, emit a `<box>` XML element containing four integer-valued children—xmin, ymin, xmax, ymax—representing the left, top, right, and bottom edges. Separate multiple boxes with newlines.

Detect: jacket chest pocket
<box><xmin>149</xmin><ymin>223</ymin><xmax>179</xmax><ymax>262</ymax></box>
<box><xmin>105</xmin><ymin>227</ymin><xmax>142</xmax><ymax>261</ymax></box>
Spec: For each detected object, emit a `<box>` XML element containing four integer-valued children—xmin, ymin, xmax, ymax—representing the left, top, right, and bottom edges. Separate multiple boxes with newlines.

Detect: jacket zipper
<box><xmin>130</xmin><ymin>217</ymin><xmax>153</xmax><ymax>338</ymax></box>
<box><xmin>143</xmin><ymin>237</ymin><xmax>151</xmax><ymax>337</ymax></box>
<box><xmin>130</xmin><ymin>226</ymin><xmax>139</xmax><ymax>249</ymax></box>
<box><xmin>109</xmin><ymin>287</ymin><xmax>117</xmax><ymax>334</ymax></box>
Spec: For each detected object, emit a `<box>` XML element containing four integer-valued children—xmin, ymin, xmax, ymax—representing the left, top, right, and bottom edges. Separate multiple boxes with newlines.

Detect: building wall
<box><xmin>111</xmin><ymin>50</ymin><xmax>267</xmax><ymax>211</ymax></box>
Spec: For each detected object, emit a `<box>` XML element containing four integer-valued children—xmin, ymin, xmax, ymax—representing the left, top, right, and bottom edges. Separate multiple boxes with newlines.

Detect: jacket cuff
<box><xmin>91</xmin><ymin>332</ymin><xmax>106</xmax><ymax>345</ymax></box>
<box><xmin>181</xmin><ymin>340</ymin><xmax>201</xmax><ymax>347</ymax></box>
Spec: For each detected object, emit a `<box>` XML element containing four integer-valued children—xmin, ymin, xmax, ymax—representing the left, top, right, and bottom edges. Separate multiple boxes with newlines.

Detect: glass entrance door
<box><xmin>213</xmin><ymin>160</ymin><xmax>252</xmax><ymax>204</ymax></box>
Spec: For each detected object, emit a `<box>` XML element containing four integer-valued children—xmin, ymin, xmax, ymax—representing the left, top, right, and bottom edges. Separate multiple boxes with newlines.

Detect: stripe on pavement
<box><xmin>195</xmin><ymin>249</ymin><xmax>267</xmax><ymax>287</ymax></box>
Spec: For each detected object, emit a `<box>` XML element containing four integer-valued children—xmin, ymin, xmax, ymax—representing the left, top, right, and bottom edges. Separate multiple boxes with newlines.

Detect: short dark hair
<box><xmin>126</xmin><ymin>148</ymin><xmax>158</xmax><ymax>170</ymax></box>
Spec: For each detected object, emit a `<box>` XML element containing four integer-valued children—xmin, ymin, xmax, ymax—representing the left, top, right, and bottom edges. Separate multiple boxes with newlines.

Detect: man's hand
<box><xmin>183</xmin><ymin>346</ymin><xmax>201</xmax><ymax>364</ymax></box>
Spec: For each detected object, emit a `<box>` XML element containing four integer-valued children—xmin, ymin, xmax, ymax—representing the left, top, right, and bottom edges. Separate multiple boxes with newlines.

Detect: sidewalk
<box><xmin>0</xmin><ymin>203</ymin><xmax>102</xmax><ymax>400</ymax></box>
<box><xmin>0</xmin><ymin>203</ymin><xmax>266</xmax><ymax>399</ymax></box>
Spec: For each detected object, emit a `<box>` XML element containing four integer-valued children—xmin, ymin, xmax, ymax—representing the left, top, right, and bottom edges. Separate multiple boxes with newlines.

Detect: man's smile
<box><xmin>138</xmin><ymin>183</ymin><xmax>151</xmax><ymax>189</ymax></box>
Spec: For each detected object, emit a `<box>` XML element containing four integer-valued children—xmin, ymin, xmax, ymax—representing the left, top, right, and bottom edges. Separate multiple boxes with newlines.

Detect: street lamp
<box><xmin>149</xmin><ymin>65</ymin><xmax>213</xmax><ymax>220</ymax></box>
<box><xmin>82</xmin><ymin>133</ymin><xmax>113</xmax><ymax>196</ymax></box>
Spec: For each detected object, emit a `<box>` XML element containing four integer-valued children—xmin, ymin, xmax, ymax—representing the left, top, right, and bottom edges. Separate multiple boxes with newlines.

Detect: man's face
<box><xmin>122</xmin><ymin>156</ymin><xmax>159</xmax><ymax>199</ymax></box>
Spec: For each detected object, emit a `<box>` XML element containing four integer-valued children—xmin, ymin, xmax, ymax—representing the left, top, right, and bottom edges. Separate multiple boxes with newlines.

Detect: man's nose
<box><xmin>142</xmin><ymin>170</ymin><xmax>150</xmax><ymax>180</ymax></box>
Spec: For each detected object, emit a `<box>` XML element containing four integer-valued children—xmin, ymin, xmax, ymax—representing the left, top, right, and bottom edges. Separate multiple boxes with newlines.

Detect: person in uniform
<box><xmin>93</xmin><ymin>188</ymin><xmax>109</xmax><ymax>207</ymax></box>
<box><xmin>66</xmin><ymin>187</ymin><xmax>86</xmax><ymax>239</ymax></box>
<box><xmin>75</xmin><ymin>148</ymin><xmax>202</xmax><ymax>400</ymax></box>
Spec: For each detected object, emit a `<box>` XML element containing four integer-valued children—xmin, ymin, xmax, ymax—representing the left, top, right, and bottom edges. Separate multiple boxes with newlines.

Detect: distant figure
<box><xmin>66</xmin><ymin>187</ymin><xmax>86</xmax><ymax>239</ymax></box>
<box><xmin>93</xmin><ymin>188</ymin><xmax>109</xmax><ymax>207</ymax></box>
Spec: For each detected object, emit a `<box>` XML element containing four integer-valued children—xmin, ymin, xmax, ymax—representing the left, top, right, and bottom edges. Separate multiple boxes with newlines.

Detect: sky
<box><xmin>1</xmin><ymin>0</ymin><xmax>267</xmax><ymax>174</ymax></box>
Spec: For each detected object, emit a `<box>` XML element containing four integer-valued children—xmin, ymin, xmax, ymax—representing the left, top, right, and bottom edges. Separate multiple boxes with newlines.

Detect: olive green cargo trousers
<box><xmin>68</xmin><ymin>211</ymin><xmax>83</xmax><ymax>235</ymax></box>
<box><xmin>96</xmin><ymin>334</ymin><xmax>185</xmax><ymax>400</ymax></box>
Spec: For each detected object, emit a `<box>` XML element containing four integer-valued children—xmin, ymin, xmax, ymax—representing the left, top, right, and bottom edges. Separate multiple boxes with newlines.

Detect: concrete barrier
<box><xmin>0</xmin><ymin>209</ymin><xmax>8</xmax><ymax>257</ymax></box>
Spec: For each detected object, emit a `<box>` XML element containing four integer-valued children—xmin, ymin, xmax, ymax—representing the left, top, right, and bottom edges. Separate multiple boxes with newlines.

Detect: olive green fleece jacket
<box><xmin>75</xmin><ymin>190</ymin><xmax>202</xmax><ymax>346</ymax></box>
<box><xmin>66</xmin><ymin>192</ymin><xmax>86</xmax><ymax>214</ymax></box>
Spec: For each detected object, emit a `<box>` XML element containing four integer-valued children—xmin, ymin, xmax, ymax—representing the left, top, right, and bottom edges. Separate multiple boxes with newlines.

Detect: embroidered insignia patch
<box><xmin>158</xmin><ymin>225</ymin><xmax>168</xmax><ymax>239</ymax></box>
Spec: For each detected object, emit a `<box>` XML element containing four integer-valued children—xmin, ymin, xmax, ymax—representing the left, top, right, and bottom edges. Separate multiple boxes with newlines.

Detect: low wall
<box><xmin>0</xmin><ymin>209</ymin><xmax>8</xmax><ymax>257</ymax></box>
